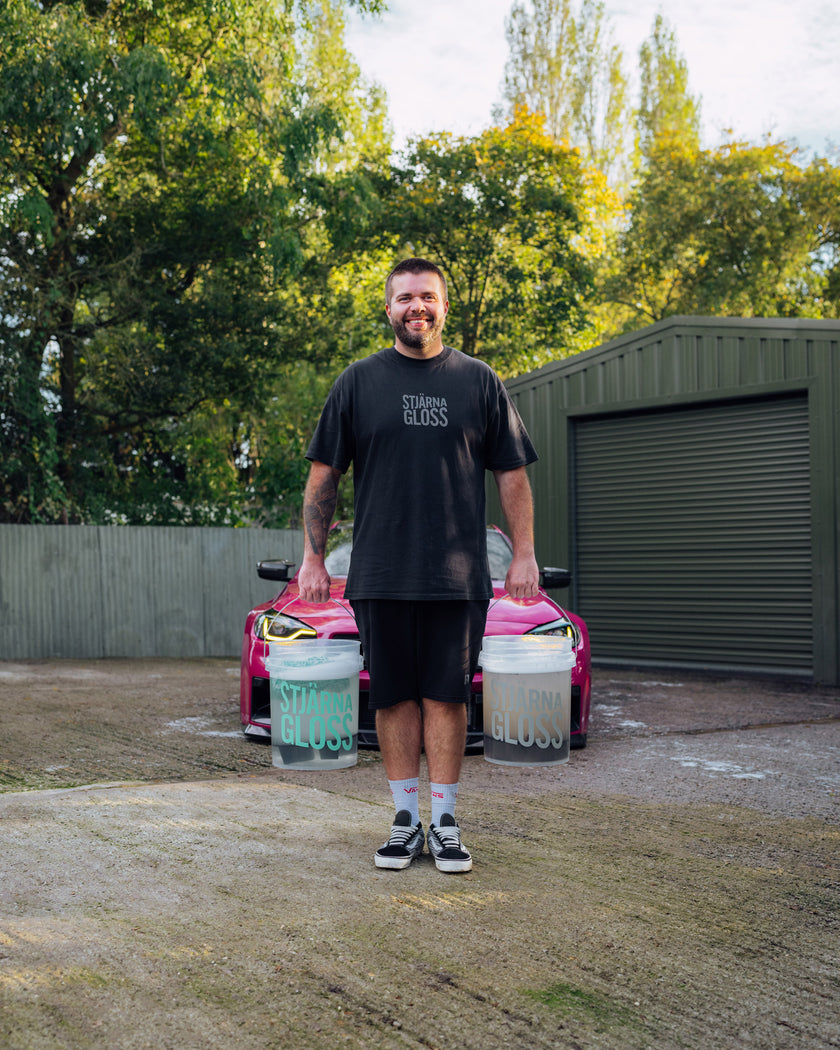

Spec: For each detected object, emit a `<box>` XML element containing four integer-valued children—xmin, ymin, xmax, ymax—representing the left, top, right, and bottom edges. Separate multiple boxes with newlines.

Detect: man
<box><xmin>298</xmin><ymin>258</ymin><xmax>539</xmax><ymax>873</ymax></box>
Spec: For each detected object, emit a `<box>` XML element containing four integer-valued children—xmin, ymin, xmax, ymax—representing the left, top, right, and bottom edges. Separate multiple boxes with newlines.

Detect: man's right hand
<box><xmin>297</xmin><ymin>558</ymin><xmax>332</xmax><ymax>604</ymax></box>
<box><xmin>298</xmin><ymin>460</ymin><xmax>341</xmax><ymax>604</ymax></box>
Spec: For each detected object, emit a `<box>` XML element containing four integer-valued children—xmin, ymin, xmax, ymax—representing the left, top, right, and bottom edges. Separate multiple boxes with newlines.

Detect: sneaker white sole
<box><xmin>432</xmin><ymin>855</ymin><xmax>472</xmax><ymax>873</ymax></box>
<box><xmin>374</xmin><ymin>853</ymin><xmax>418</xmax><ymax>870</ymax></box>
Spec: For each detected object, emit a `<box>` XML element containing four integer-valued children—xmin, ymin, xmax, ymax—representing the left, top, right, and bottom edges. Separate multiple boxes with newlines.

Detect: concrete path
<box><xmin>1</xmin><ymin>663</ymin><xmax>838</xmax><ymax>1049</ymax></box>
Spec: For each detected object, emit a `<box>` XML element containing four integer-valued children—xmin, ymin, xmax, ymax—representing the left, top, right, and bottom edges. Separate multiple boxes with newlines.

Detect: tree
<box><xmin>800</xmin><ymin>156</ymin><xmax>840</xmax><ymax>317</ymax></box>
<box><xmin>372</xmin><ymin>111</ymin><xmax>596</xmax><ymax>375</ymax></box>
<box><xmin>0</xmin><ymin>0</ymin><xmax>386</xmax><ymax>525</ymax></box>
<box><xmin>636</xmin><ymin>13</ymin><xmax>701</xmax><ymax>161</ymax></box>
<box><xmin>603</xmin><ymin>139</ymin><xmax>829</xmax><ymax>327</ymax></box>
<box><xmin>497</xmin><ymin>0</ymin><xmax>630</xmax><ymax>185</ymax></box>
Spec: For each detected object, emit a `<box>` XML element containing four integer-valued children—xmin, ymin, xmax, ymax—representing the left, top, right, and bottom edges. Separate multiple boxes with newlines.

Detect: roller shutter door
<box><xmin>574</xmin><ymin>395</ymin><xmax>812</xmax><ymax>675</ymax></box>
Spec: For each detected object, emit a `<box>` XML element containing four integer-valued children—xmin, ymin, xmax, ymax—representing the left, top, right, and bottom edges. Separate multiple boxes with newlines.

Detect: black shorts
<box><xmin>351</xmin><ymin>599</ymin><xmax>489</xmax><ymax>710</ymax></box>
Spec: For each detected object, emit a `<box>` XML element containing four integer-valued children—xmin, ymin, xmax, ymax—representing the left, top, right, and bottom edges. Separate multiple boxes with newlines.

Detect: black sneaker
<box><xmin>374</xmin><ymin>810</ymin><xmax>425</xmax><ymax>870</ymax></box>
<box><xmin>427</xmin><ymin>813</ymin><xmax>473</xmax><ymax>873</ymax></box>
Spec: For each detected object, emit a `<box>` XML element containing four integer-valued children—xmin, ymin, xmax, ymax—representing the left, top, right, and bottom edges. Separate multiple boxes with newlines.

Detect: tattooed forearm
<box><xmin>303</xmin><ymin>466</ymin><xmax>339</xmax><ymax>557</ymax></box>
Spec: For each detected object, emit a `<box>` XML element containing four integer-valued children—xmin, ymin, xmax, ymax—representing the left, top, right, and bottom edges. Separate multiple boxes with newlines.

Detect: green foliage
<box><xmin>498</xmin><ymin>0</ymin><xmax>631</xmax><ymax>186</ymax></box>
<box><xmin>799</xmin><ymin>156</ymin><xmax>840</xmax><ymax>317</ymax></box>
<box><xmin>586</xmin><ymin>13</ymin><xmax>840</xmax><ymax>337</ymax></box>
<box><xmin>4</xmin><ymin>0</ymin><xmax>839</xmax><ymax>529</ymax></box>
<box><xmin>371</xmin><ymin>111</ymin><xmax>596</xmax><ymax>375</ymax></box>
<box><xmin>636</xmin><ymin>13</ymin><xmax>701</xmax><ymax>161</ymax></box>
<box><xmin>244</xmin><ymin>360</ymin><xmax>357</xmax><ymax>529</ymax></box>
<box><xmin>523</xmin><ymin>981</ymin><xmax>638</xmax><ymax>1027</ymax></box>
<box><xmin>602</xmin><ymin>138</ymin><xmax>832</xmax><ymax>328</ymax></box>
<box><xmin>0</xmin><ymin>0</ymin><xmax>390</xmax><ymax>525</ymax></box>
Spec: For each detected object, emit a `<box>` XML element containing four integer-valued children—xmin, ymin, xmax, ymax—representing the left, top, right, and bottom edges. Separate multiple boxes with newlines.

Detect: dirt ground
<box><xmin>1</xmin><ymin>659</ymin><xmax>839</xmax><ymax>1050</ymax></box>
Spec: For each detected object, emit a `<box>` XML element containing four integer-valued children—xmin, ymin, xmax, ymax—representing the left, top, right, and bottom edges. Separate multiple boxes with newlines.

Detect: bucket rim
<box><xmin>478</xmin><ymin>651</ymin><xmax>576</xmax><ymax>672</ymax></box>
<box><xmin>481</xmin><ymin>634</ymin><xmax>572</xmax><ymax>652</ymax></box>
<box><xmin>268</xmin><ymin>638</ymin><xmax>360</xmax><ymax>651</ymax></box>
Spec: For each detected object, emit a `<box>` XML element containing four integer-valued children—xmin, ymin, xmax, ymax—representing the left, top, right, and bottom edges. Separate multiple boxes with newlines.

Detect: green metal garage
<box><xmin>492</xmin><ymin>317</ymin><xmax>840</xmax><ymax>685</ymax></box>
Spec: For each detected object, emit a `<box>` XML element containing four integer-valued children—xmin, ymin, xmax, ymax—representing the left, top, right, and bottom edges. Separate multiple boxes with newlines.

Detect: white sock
<box><xmin>388</xmin><ymin>778</ymin><xmax>420</xmax><ymax>824</ymax></box>
<box><xmin>430</xmin><ymin>782</ymin><xmax>458</xmax><ymax>827</ymax></box>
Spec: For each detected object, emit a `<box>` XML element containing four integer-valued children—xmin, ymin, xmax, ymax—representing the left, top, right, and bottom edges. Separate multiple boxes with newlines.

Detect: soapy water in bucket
<box><xmin>265</xmin><ymin>640</ymin><xmax>363</xmax><ymax>770</ymax></box>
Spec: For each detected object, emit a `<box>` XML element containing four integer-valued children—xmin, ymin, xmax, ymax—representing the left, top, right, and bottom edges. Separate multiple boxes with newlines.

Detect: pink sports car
<box><xmin>240</xmin><ymin>524</ymin><xmax>591</xmax><ymax>750</ymax></box>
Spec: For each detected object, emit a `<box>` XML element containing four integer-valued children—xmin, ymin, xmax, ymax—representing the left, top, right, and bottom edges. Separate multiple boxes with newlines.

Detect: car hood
<box><xmin>269</xmin><ymin>579</ymin><xmax>572</xmax><ymax>636</ymax></box>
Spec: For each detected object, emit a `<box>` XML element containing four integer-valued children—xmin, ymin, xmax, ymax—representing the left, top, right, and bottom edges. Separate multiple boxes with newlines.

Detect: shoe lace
<box><xmin>388</xmin><ymin>824</ymin><xmax>417</xmax><ymax>847</ymax></box>
<box><xmin>433</xmin><ymin>825</ymin><xmax>464</xmax><ymax>851</ymax></box>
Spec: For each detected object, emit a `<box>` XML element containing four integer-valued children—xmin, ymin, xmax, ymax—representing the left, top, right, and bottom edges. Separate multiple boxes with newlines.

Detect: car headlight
<box><xmin>254</xmin><ymin>611</ymin><xmax>317</xmax><ymax>642</ymax></box>
<box><xmin>527</xmin><ymin>618</ymin><xmax>579</xmax><ymax>647</ymax></box>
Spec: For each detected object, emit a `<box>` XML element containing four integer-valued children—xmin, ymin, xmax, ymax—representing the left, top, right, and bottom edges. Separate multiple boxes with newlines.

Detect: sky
<box><xmin>345</xmin><ymin>0</ymin><xmax>839</xmax><ymax>157</ymax></box>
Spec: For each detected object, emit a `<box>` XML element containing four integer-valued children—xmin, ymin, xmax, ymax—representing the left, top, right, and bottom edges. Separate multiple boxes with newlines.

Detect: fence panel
<box><xmin>0</xmin><ymin>526</ymin><xmax>303</xmax><ymax>659</ymax></box>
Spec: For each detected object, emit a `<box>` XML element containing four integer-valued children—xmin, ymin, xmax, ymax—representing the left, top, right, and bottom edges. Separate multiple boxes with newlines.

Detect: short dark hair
<box><xmin>385</xmin><ymin>258</ymin><xmax>448</xmax><ymax>303</ymax></box>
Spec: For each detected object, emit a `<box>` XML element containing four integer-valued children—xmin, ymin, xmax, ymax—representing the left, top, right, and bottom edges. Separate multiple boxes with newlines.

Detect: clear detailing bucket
<box><xmin>264</xmin><ymin>639</ymin><xmax>363</xmax><ymax>769</ymax></box>
<box><xmin>479</xmin><ymin>636</ymin><xmax>576</xmax><ymax>766</ymax></box>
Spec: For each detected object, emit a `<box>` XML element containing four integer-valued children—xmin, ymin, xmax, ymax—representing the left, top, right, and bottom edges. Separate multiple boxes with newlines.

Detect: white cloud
<box><xmin>346</xmin><ymin>0</ymin><xmax>839</xmax><ymax>155</ymax></box>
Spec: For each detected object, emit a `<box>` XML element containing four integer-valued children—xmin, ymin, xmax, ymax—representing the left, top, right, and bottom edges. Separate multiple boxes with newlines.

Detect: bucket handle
<box><xmin>271</xmin><ymin>595</ymin><xmax>356</xmax><ymax>620</ymax></box>
<box><xmin>330</xmin><ymin>597</ymin><xmax>356</xmax><ymax>620</ymax></box>
<box><xmin>487</xmin><ymin>593</ymin><xmax>509</xmax><ymax>614</ymax></box>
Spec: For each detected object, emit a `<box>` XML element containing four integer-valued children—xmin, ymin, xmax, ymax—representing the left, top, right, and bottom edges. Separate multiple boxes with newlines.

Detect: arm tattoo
<box><xmin>304</xmin><ymin>474</ymin><xmax>338</xmax><ymax>556</ymax></box>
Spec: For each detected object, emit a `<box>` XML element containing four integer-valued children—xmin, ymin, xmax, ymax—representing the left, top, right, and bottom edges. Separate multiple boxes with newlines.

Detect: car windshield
<box><xmin>323</xmin><ymin>524</ymin><xmax>354</xmax><ymax>575</ymax></box>
<box><xmin>486</xmin><ymin>529</ymin><xmax>513</xmax><ymax>579</ymax></box>
<box><xmin>321</xmin><ymin>523</ymin><xmax>513</xmax><ymax>579</ymax></box>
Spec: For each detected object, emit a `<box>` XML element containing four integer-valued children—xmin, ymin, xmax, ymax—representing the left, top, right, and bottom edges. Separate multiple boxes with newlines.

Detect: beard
<box><xmin>390</xmin><ymin>312</ymin><xmax>446</xmax><ymax>350</ymax></box>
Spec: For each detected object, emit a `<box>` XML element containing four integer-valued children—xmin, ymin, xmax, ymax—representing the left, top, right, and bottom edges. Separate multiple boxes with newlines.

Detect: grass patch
<box><xmin>523</xmin><ymin>981</ymin><xmax>638</xmax><ymax>1028</ymax></box>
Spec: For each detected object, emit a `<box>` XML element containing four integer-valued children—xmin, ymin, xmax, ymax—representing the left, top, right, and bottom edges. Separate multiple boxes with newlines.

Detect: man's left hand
<box><xmin>504</xmin><ymin>553</ymin><xmax>540</xmax><ymax>600</ymax></box>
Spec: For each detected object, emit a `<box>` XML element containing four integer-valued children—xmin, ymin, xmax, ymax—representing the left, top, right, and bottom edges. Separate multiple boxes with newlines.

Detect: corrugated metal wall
<box><xmin>0</xmin><ymin>526</ymin><xmax>304</xmax><ymax>659</ymax></box>
<box><xmin>490</xmin><ymin>317</ymin><xmax>840</xmax><ymax>684</ymax></box>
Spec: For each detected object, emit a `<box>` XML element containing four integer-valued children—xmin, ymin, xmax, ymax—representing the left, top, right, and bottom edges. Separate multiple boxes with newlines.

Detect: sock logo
<box><xmin>431</xmin><ymin>790</ymin><xmax>444</xmax><ymax>800</ymax></box>
<box><xmin>403</xmin><ymin>786</ymin><xmax>418</xmax><ymax>795</ymax></box>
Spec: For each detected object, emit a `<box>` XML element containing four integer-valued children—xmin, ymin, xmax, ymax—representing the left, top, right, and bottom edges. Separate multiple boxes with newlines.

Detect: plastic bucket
<box><xmin>479</xmin><ymin>636</ymin><xmax>576</xmax><ymax>766</ymax></box>
<box><xmin>264</xmin><ymin>639</ymin><xmax>363</xmax><ymax>769</ymax></box>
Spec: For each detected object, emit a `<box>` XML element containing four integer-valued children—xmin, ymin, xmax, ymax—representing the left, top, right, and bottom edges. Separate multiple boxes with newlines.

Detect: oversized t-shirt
<box><xmin>305</xmin><ymin>345</ymin><xmax>538</xmax><ymax>600</ymax></box>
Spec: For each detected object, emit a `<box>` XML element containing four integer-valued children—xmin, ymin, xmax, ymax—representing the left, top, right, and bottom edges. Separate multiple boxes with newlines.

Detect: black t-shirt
<box><xmin>306</xmin><ymin>345</ymin><xmax>538</xmax><ymax>600</ymax></box>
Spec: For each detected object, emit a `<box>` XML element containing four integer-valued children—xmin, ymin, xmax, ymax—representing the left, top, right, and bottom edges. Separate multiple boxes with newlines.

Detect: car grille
<box><xmin>251</xmin><ymin>676</ymin><xmax>271</xmax><ymax>721</ymax></box>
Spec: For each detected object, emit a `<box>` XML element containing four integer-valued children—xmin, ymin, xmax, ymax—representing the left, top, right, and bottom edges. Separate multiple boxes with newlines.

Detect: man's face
<box><xmin>386</xmin><ymin>272</ymin><xmax>449</xmax><ymax>351</ymax></box>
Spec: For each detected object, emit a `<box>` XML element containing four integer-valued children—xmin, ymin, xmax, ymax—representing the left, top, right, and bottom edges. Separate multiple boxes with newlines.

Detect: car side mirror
<box><xmin>540</xmin><ymin>567</ymin><xmax>571</xmax><ymax>589</ymax></box>
<box><xmin>257</xmin><ymin>560</ymin><xmax>295</xmax><ymax>582</ymax></box>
